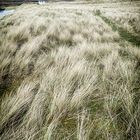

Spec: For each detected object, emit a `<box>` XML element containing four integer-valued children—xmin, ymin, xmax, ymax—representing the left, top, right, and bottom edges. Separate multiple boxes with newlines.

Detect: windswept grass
<box><xmin>98</xmin><ymin>2</ymin><xmax>140</xmax><ymax>36</ymax></box>
<box><xmin>95</xmin><ymin>10</ymin><xmax>140</xmax><ymax>46</ymax></box>
<box><xmin>0</xmin><ymin>2</ymin><xmax>140</xmax><ymax>140</ymax></box>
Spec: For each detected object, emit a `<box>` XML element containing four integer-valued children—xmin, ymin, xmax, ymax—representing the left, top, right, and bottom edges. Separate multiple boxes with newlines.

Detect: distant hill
<box><xmin>0</xmin><ymin>0</ymin><xmax>39</xmax><ymax>6</ymax></box>
<box><xmin>0</xmin><ymin>0</ymin><xmax>138</xmax><ymax>7</ymax></box>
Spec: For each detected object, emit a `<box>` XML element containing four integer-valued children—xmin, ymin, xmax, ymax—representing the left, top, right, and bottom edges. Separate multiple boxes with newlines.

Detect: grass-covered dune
<box><xmin>0</xmin><ymin>2</ymin><xmax>140</xmax><ymax>140</ymax></box>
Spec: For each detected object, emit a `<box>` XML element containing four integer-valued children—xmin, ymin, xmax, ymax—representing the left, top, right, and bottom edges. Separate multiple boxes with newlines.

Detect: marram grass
<box><xmin>0</xmin><ymin>2</ymin><xmax>140</xmax><ymax>140</ymax></box>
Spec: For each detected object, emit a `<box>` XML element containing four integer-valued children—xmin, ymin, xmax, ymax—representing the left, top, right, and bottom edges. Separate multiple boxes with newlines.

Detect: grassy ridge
<box><xmin>95</xmin><ymin>10</ymin><xmax>140</xmax><ymax>47</ymax></box>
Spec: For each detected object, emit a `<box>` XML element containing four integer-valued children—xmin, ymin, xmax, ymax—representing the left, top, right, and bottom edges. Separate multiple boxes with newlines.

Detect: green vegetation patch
<box><xmin>95</xmin><ymin>10</ymin><xmax>140</xmax><ymax>47</ymax></box>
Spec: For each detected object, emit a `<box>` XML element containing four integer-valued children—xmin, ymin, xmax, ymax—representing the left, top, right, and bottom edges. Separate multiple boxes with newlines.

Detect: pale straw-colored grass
<box><xmin>0</xmin><ymin>2</ymin><xmax>140</xmax><ymax>140</ymax></box>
